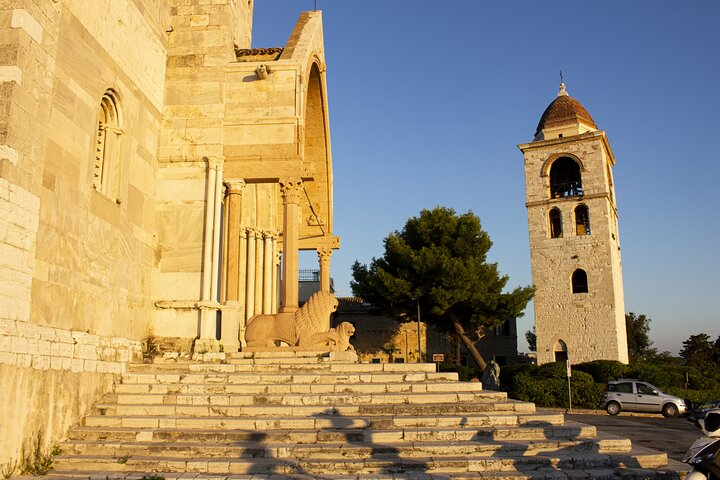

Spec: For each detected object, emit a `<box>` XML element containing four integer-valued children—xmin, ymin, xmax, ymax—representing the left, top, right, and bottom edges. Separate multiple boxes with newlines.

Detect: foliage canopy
<box><xmin>351</xmin><ymin>207</ymin><xmax>534</xmax><ymax>366</ymax></box>
<box><xmin>625</xmin><ymin>312</ymin><xmax>656</xmax><ymax>362</ymax></box>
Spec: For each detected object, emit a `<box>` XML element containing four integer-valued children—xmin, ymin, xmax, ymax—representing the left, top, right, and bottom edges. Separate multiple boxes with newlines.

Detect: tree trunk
<box><xmin>453</xmin><ymin>319</ymin><xmax>488</xmax><ymax>371</ymax></box>
<box><xmin>453</xmin><ymin>333</ymin><xmax>461</xmax><ymax>365</ymax></box>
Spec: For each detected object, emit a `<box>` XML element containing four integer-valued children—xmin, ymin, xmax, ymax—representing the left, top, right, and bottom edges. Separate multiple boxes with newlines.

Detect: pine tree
<box><xmin>351</xmin><ymin>207</ymin><xmax>534</xmax><ymax>370</ymax></box>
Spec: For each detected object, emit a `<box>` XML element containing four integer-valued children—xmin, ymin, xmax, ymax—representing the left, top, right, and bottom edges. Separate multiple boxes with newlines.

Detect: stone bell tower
<box><xmin>519</xmin><ymin>83</ymin><xmax>629</xmax><ymax>365</ymax></box>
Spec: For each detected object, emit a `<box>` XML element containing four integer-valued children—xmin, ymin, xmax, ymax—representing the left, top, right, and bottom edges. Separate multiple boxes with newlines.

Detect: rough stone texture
<box><xmin>0</xmin><ymin>0</ymin><xmax>338</xmax><ymax>461</ymax></box>
<box><xmin>520</xmin><ymin>91</ymin><xmax>628</xmax><ymax>365</ymax></box>
<box><xmin>26</xmin><ymin>354</ymin><xmax>687</xmax><ymax>479</ymax></box>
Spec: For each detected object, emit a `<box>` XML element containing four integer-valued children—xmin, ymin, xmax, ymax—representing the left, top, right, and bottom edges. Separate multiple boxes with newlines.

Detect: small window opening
<box><xmin>549</xmin><ymin>208</ymin><xmax>563</xmax><ymax>238</ymax></box>
<box><xmin>558</xmin><ymin>133</ymin><xmax>563</xmax><ymax>138</ymax></box>
<box><xmin>549</xmin><ymin>156</ymin><xmax>583</xmax><ymax>198</ymax></box>
<box><xmin>571</xmin><ymin>269</ymin><xmax>588</xmax><ymax>294</ymax></box>
<box><xmin>575</xmin><ymin>205</ymin><xmax>591</xmax><ymax>235</ymax></box>
<box><xmin>493</xmin><ymin>320</ymin><xmax>510</xmax><ymax>337</ymax></box>
<box><xmin>94</xmin><ymin>89</ymin><xmax>122</xmax><ymax>200</ymax></box>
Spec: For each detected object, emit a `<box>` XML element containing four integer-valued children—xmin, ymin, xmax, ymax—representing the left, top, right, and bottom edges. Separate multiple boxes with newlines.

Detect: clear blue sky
<box><xmin>252</xmin><ymin>1</ymin><xmax>720</xmax><ymax>354</ymax></box>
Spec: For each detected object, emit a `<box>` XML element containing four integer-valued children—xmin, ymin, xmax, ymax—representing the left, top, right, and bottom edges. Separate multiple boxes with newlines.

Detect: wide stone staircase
<box><xmin>42</xmin><ymin>352</ymin><xmax>686</xmax><ymax>479</ymax></box>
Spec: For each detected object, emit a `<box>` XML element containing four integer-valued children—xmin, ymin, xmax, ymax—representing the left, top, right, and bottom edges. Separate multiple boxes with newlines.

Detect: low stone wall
<box><xmin>0</xmin><ymin>319</ymin><xmax>142</xmax><ymax>461</ymax></box>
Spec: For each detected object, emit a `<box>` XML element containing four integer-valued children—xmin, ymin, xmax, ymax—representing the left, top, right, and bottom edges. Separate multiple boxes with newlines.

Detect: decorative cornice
<box><xmin>234</xmin><ymin>47</ymin><xmax>283</xmax><ymax>62</ymax></box>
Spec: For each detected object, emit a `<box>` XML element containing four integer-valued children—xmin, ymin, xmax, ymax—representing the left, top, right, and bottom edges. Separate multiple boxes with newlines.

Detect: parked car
<box><xmin>601</xmin><ymin>378</ymin><xmax>687</xmax><ymax>417</ymax></box>
<box><xmin>687</xmin><ymin>399</ymin><xmax>720</xmax><ymax>424</ymax></box>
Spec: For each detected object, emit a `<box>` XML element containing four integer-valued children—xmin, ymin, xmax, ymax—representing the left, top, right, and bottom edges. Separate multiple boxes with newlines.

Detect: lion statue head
<box><xmin>335</xmin><ymin>321</ymin><xmax>356</xmax><ymax>351</ymax></box>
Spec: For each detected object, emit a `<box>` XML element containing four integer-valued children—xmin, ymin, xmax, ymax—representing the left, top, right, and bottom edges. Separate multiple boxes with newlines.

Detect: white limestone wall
<box><xmin>0</xmin><ymin>0</ymin><xmax>166</xmax><ymax>460</ymax></box>
<box><xmin>522</xmin><ymin>133</ymin><xmax>628</xmax><ymax>365</ymax></box>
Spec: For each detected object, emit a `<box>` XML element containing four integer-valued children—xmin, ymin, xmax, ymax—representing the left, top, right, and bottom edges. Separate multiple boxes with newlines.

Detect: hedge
<box><xmin>504</xmin><ymin>360</ymin><xmax>720</xmax><ymax>410</ymax></box>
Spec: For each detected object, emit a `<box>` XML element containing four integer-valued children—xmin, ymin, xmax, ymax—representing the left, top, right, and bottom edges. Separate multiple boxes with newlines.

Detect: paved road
<box><xmin>565</xmin><ymin>411</ymin><xmax>701</xmax><ymax>461</ymax></box>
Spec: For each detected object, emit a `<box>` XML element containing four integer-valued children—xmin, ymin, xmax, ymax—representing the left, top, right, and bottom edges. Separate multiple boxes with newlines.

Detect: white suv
<box><xmin>601</xmin><ymin>378</ymin><xmax>687</xmax><ymax>417</ymax></box>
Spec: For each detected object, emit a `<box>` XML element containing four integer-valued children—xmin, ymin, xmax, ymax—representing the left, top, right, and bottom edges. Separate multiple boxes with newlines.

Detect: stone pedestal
<box><xmin>220</xmin><ymin>302</ymin><xmax>243</xmax><ymax>352</ymax></box>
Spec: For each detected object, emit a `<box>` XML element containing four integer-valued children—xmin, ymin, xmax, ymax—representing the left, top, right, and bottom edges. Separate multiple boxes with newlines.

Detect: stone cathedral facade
<box><xmin>519</xmin><ymin>84</ymin><xmax>629</xmax><ymax>366</ymax></box>
<box><xmin>0</xmin><ymin>1</ymin><xmax>338</xmax><ymax>459</ymax></box>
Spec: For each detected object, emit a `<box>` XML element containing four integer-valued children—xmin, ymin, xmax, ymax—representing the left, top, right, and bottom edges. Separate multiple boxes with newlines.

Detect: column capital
<box><xmin>204</xmin><ymin>156</ymin><xmax>225</xmax><ymax>170</ymax></box>
<box><xmin>279</xmin><ymin>177</ymin><xmax>303</xmax><ymax>205</ymax></box>
<box><xmin>317</xmin><ymin>247</ymin><xmax>333</xmax><ymax>265</ymax></box>
<box><xmin>261</xmin><ymin>229</ymin><xmax>279</xmax><ymax>239</ymax></box>
<box><xmin>224</xmin><ymin>179</ymin><xmax>246</xmax><ymax>195</ymax></box>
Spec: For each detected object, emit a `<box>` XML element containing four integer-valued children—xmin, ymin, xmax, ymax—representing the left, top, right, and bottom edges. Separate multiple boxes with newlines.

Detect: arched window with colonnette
<box><xmin>94</xmin><ymin>89</ymin><xmax>123</xmax><ymax>200</ymax></box>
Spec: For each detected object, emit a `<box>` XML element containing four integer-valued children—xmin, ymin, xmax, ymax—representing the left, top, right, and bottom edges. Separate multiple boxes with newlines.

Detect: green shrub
<box><xmin>510</xmin><ymin>370</ymin><xmax>603</xmax><ymax>409</ymax></box>
<box><xmin>665</xmin><ymin>388</ymin><xmax>720</xmax><ymax>408</ymax></box>
<box><xmin>20</xmin><ymin>432</ymin><xmax>60</xmax><ymax>476</ymax></box>
<box><xmin>512</xmin><ymin>373</ymin><xmax>559</xmax><ymax>407</ymax></box>
<box><xmin>574</xmin><ymin>360</ymin><xmax>629</xmax><ymax>383</ymax></box>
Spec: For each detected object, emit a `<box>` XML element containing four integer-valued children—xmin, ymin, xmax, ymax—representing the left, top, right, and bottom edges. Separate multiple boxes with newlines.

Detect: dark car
<box><xmin>687</xmin><ymin>399</ymin><xmax>720</xmax><ymax>424</ymax></box>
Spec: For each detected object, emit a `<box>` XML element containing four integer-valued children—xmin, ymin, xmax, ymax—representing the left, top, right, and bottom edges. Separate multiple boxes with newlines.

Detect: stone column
<box><xmin>262</xmin><ymin>231</ymin><xmax>273</xmax><ymax>314</ymax></box>
<box><xmin>279</xmin><ymin>178</ymin><xmax>302</xmax><ymax>313</ymax></box>
<box><xmin>245</xmin><ymin>228</ymin><xmax>256</xmax><ymax>320</ymax></box>
<box><xmin>317</xmin><ymin>247</ymin><xmax>333</xmax><ymax>292</ymax></box>
<box><xmin>199</xmin><ymin>158</ymin><xmax>220</xmax><ymax>343</ymax></box>
<box><xmin>210</xmin><ymin>160</ymin><xmax>224</xmax><ymax>301</ymax></box>
<box><xmin>223</xmin><ymin>180</ymin><xmax>245</xmax><ymax>302</ymax></box>
<box><xmin>271</xmin><ymin>240</ymin><xmax>279</xmax><ymax>314</ymax></box>
<box><xmin>254</xmin><ymin>231</ymin><xmax>263</xmax><ymax>315</ymax></box>
<box><xmin>200</xmin><ymin>158</ymin><xmax>217</xmax><ymax>305</ymax></box>
<box><xmin>238</xmin><ymin>229</ymin><xmax>248</xmax><ymax>315</ymax></box>
<box><xmin>220</xmin><ymin>180</ymin><xmax>245</xmax><ymax>352</ymax></box>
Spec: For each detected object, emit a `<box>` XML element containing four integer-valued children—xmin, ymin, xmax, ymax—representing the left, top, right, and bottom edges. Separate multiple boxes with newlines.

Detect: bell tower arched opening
<box><xmin>549</xmin><ymin>157</ymin><xmax>582</xmax><ymax>198</ymax></box>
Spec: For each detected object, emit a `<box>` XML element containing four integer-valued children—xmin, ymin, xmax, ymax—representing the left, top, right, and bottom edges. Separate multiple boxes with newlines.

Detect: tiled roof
<box><xmin>535</xmin><ymin>94</ymin><xmax>597</xmax><ymax>135</ymax></box>
<box><xmin>234</xmin><ymin>47</ymin><xmax>283</xmax><ymax>62</ymax></box>
<box><xmin>336</xmin><ymin>297</ymin><xmax>370</xmax><ymax>314</ymax></box>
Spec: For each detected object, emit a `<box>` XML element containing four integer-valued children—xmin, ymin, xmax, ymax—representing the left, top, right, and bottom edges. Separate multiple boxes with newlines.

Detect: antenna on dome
<box><xmin>560</xmin><ymin>69</ymin><xmax>564</xmax><ymax>85</ymax></box>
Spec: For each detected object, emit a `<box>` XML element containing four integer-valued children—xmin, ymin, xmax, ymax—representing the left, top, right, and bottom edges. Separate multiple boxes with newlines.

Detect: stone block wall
<box><xmin>522</xmin><ymin>132</ymin><xmax>628</xmax><ymax>365</ymax></box>
<box><xmin>0</xmin><ymin>0</ymin><xmax>168</xmax><ymax>461</ymax></box>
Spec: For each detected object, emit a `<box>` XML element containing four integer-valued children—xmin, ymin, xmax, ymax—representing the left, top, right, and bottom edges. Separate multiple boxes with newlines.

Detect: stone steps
<box><xmin>125</xmin><ymin>361</ymin><xmax>439</xmax><ymax>374</ymax></box>
<box><xmin>102</xmin><ymin>390</ymin><xmax>504</xmax><ymax>406</ymax></box>
<box><xmin>35</xmin><ymin>354</ymin><xmax>686</xmax><ymax>479</ymax></box>
<box><xmin>58</xmin><ymin>436</ymin><xmax>631</xmax><ymax>460</ymax></box>
<box><xmin>90</xmin><ymin>399</ymin><xmax>534</xmax><ymax>419</ymax></box>
<box><xmin>51</xmin><ymin>448</ymin><xmax>670</xmax><ymax>475</ymax></box>
<box><xmin>119</xmin><ymin>371</ymin><xmax>458</xmax><ymax>385</ymax></box>
<box><xmin>80</xmin><ymin>412</ymin><xmax>560</xmax><ymax>430</ymax></box>
<box><xmin>67</xmin><ymin>422</ymin><xmax>588</xmax><ymax>444</ymax></box>
<box><xmin>112</xmin><ymin>379</ymin><xmax>478</xmax><ymax>395</ymax></box>
<box><xmin>29</xmin><ymin>470</ymin><xmax>682</xmax><ymax>480</ymax></box>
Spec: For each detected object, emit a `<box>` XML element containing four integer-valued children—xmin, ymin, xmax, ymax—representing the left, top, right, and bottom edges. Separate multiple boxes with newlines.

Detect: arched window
<box><xmin>575</xmin><ymin>205</ymin><xmax>591</xmax><ymax>235</ymax></box>
<box><xmin>553</xmin><ymin>339</ymin><xmax>568</xmax><ymax>362</ymax></box>
<box><xmin>94</xmin><ymin>89</ymin><xmax>122</xmax><ymax>200</ymax></box>
<box><xmin>571</xmin><ymin>269</ymin><xmax>588</xmax><ymax>294</ymax></box>
<box><xmin>549</xmin><ymin>157</ymin><xmax>582</xmax><ymax>198</ymax></box>
<box><xmin>549</xmin><ymin>208</ymin><xmax>563</xmax><ymax>238</ymax></box>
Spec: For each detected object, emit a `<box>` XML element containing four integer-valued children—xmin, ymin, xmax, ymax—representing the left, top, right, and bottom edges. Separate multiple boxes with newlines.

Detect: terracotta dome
<box><xmin>535</xmin><ymin>85</ymin><xmax>597</xmax><ymax>136</ymax></box>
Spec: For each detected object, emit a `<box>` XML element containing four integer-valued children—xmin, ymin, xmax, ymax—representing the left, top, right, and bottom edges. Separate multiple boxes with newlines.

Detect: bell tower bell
<box><xmin>519</xmin><ymin>83</ymin><xmax>629</xmax><ymax>365</ymax></box>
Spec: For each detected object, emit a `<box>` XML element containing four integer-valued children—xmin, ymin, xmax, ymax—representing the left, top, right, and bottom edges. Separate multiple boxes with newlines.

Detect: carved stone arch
<box><xmin>552</xmin><ymin>338</ymin><xmax>569</xmax><ymax>362</ymax></box>
<box><xmin>301</xmin><ymin>57</ymin><xmax>333</xmax><ymax>237</ymax></box>
<box><xmin>543</xmin><ymin>154</ymin><xmax>585</xmax><ymax>198</ymax></box>
<box><xmin>93</xmin><ymin>88</ymin><xmax>123</xmax><ymax>200</ymax></box>
<box><xmin>540</xmin><ymin>153</ymin><xmax>585</xmax><ymax>178</ymax></box>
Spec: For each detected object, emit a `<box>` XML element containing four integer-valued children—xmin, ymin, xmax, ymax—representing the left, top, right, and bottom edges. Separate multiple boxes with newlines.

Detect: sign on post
<box><xmin>432</xmin><ymin>353</ymin><xmax>444</xmax><ymax>372</ymax></box>
<box><xmin>566</xmin><ymin>359</ymin><xmax>573</xmax><ymax>413</ymax></box>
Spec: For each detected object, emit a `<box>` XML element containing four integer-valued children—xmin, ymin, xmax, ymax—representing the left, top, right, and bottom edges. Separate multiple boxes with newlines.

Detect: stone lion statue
<box><xmin>244</xmin><ymin>291</ymin><xmax>353</xmax><ymax>351</ymax></box>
